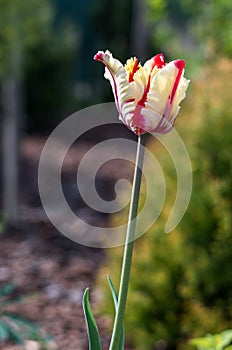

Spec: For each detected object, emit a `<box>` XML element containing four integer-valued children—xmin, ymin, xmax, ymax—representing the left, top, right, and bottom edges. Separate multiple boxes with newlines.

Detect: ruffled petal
<box><xmin>132</xmin><ymin>68</ymin><xmax>149</xmax><ymax>103</ymax></box>
<box><xmin>94</xmin><ymin>51</ymin><xmax>134</xmax><ymax>122</ymax></box>
<box><xmin>146</xmin><ymin>60</ymin><xmax>190</xmax><ymax>124</ymax></box>
<box><xmin>124</xmin><ymin>106</ymin><xmax>173</xmax><ymax>134</ymax></box>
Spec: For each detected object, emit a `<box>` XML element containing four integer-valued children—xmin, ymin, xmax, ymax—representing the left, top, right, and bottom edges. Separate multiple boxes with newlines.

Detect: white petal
<box><xmin>96</xmin><ymin>51</ymin><xmax>134</xmax><ymax>120</ymax></box>
<box><xmin>146</xmin><ymin>61</ymin><xmax>190</xmax><ymax>121</ymax></box>
<box><xmin>140</xmin><ymin>108</ymin><xmax>162</xmax><ymax>130</ymax></box>
<box><xmin>171</xmin><ymin>75</ymin><xmax>190</xmax><ymax>117</ymax></box>
<box><xmin>132</xmin><ymin>67</ymin><xmax>149</xmax><ymax>103</ymax></box>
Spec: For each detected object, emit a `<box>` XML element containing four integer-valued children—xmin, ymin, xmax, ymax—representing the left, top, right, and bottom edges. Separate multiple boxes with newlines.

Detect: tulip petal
<box><xmin>144</xmin><ymin>61</ymin><xmax>190</xmax><ymax>132</ymax></box>
<box><xmin>94</xmin><ymin>51</ymin><xmax>134</xmax><ymax>123</ymax></box>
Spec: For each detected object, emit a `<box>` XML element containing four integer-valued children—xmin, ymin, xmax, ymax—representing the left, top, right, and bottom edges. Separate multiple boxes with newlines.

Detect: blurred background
<box><xmin>0</xmin><ymin>0</ymin><xmax>232</xmax><ymax>349</ymax></box>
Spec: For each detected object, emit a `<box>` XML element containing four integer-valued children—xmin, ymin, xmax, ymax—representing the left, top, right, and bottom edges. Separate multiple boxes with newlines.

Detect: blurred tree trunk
<box><xmin>1</xmin><ymin>74</ymin><xmax>21</xmax><ymax>223</ymax></box>
<box><xmin>130</xmin><ymin>0</ymin><xmax>148</xmax><ymax>60</ymax></box>
<box><xmin>1</xmin><ymin>30</ymin><xmax>22</xmax><ymax>224</ymax></box>
<box><xmin>0</xmin><ymin>0</ymin><xmax>53</xmax><ymax>225</ymax></box>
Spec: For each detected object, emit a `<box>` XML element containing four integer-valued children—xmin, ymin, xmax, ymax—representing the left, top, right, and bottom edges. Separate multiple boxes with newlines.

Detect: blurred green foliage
<box><xmin>0</xmin><ymin>0</ymin><xmax>53</xmax><ymax>76</ymax></box>
<box><xmin>1</xmin><ymin>0</ymin><xmax>232</xmax><ymax>132</ymax></box>
<box><xmin>190</xmin><ymin>329</ymin><xmax>232</xmax><ymax>350</ymax></box>
<box><xmin>98</xmin><ymin>59</ymin><xmax>232</xmax><ymax>350</ymax></box>
<box><xmin>148</xmin><ymin>0</ymin><xmax>232</xmax><ymax>71</ymax></box>
<box><xmin>0</xmin><ymin>0</ymin><xmax>78</xmax><ymax>132</ymax></box>
<box><xmin>0</xmin><ymin>282</ymin><xmax>51</xmax><ymax>347</ymax></box>
<box><xmin>25</xmin><ymin>22</ymin><xmax>77</xmax><ymax>132</ymax></box>
<box><xmin>193</xmin><ymin>0</ymin><xmax>232</xmax><ymax>58</ymax></box>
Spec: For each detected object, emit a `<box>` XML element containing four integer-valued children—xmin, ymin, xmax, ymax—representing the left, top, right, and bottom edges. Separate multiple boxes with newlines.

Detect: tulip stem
<box><xmin>109</xmin><ymin>134</ymin><xmax>147</xmax><ymax>350</ymax></box>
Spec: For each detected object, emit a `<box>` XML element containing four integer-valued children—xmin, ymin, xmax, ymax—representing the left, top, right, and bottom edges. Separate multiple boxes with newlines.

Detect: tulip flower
<box><xmin>94</xmin><ymin>50</ymin><xmax>190</xmax><ymax>135</ymax></box>
<box><xmin>82</xmin><ymin>50</ymin><xmax>190</xmax><ymax>350</ymax></box>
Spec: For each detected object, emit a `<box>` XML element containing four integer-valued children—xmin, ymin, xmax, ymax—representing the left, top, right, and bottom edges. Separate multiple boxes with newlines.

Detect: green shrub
<box><xmin>98</xmin><ymin>59</ymin><xmax>232</xmax><ymax>350</ymax></box>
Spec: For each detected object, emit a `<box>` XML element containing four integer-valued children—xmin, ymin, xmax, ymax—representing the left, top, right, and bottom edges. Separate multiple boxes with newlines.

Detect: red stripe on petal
<box><xmin>138</xmin><ymin>54</ymin><xmax>166</xmax><ymax>107</ymax></box>
<box><xmin>152</xmin><ymin>54</ymin><xmax>166</xmax><ymax>69</ymax></box>
<box><xmin>174</xmin><ymin>59</ymin><xmax>185</xmax><ymax>70</ymax></box>
<box><xmin>94</xmin><ymin>52</ymin><xmax>122</xmax><ymax>119</ymax></box>
<box><xmin>170</xmin><ymin>59</ymin><xmax>185</xmax><ymax>103</ymax></box>
<box><xmin>128</xmin><ymin>58</ymin><xmax>140</xmax><ymax>82</ymax></box>
<box><xmin>138</xmin><ymin>78</ymin><xmax>151</xmax><ymax>107</ymax></box>
<box><xmin>125</xmin><ymin>98</ymin><xmax>135</xmax><ymax>103</ymax></box>
<box><xmin>94</xmin><ymin>51</ymin><xmax>111</xmax><ymax>62</ymax></box>
<box><xmin>130</xmin><ymin>106</ymin><xmax>147</xmax><ymax>135</ymax></box>
<box><xmin>94</xmin><ymin>52</ymin><xmax>103</xmax><ymax>61</ymax></box>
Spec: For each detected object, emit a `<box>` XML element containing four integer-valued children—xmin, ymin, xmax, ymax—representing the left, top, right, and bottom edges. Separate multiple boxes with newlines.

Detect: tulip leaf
<box><xmin>82</xmin><ymin>288</ymin><xmax>102</xmax><ymax>350</ymax></box>
<box><xmin>107</xmin><ymin>275</ymin><xmax>125</xmax><ymax>350</ymax></box>
<box><xmin>0</xmin><ymin>321</ymin><xmax>9</xmax><ymax>342</ymax></box>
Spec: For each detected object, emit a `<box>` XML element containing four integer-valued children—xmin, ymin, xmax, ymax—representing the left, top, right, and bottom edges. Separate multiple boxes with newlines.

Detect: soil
<box><xmin>0</xmin><ymin>130</ymin><xmax>136</xmax><ymax>350</ymax></box>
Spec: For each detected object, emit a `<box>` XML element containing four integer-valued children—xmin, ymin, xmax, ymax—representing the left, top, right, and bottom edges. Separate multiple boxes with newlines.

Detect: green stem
<box><xmin>109</xmin><ymin>134</ymin><xmax>147</xmax><ymax>350</ymax></box>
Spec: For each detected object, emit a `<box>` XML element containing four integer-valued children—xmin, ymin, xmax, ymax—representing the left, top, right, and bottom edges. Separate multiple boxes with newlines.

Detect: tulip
<box><xmin>82</xmin><ymin>50</ymin><xmax>190</xmax><ymax>350</ymax></box>
<box><xmin>94</xmin><ymin>50</ymin><xmax>190</xmax><ymax>135</ymax></box>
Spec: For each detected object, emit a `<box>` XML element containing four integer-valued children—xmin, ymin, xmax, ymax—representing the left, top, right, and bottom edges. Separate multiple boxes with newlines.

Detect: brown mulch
<box><xmin>0</xmin><ymin>226</ymin><xmax>109</xmax><ymax>350</ymax></box>
<box><xmin>0</xmin><ymin>132</ymin><xmax>135</xmax><ymax>350</ymax></box>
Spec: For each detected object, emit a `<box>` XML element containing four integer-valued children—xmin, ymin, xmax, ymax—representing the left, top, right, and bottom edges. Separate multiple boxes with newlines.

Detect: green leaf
<box><xmin>0</xmin><ymin>321</ymin><xmax>9</xmax><ymax>341</ymax></box>
<box><xmin>0</xmin><ymin>295</ymin><xmax>26</xmax><ymax>307</ymax></box>
<box><xmin>3</xmin><ymin>313</ymin><xmax>38</xmax><ymax>331</ymax></box>
<box><xmin>82</xmin><ymin>288</ymin><xmax>102</xmax><ymax>350</ymax></box>
<box><xmin>0</xmin><ymin>221</ymin><xmax>4</xmax><ymax>234</ymax></box>
<box><xmin>2</xmin><ymin>313</ymin><xmax>45</xmax><ymax>344</ymax></box>
<box><xmin>107</xmin><ymin>275</ymin><xmax>125</xmax><ymax>350</ymax></box>
<box><xmin>0</xmin><ymin>282</ymin><xmax>16</xmax><ymax>298</ymax></box>
<box><xmin>220</xmin><ymin>330</ymin><xmax>232</xmax><ymax>349</ymax></box>
<box><xmin>7</xmin><ymin>326</ymin><xmax>24</xmax><ymax>344</ymax></box>
<box><xmin>107</xmin><ymin>275</ymin><xmax>118</xmax><ymax>310</ymax></box>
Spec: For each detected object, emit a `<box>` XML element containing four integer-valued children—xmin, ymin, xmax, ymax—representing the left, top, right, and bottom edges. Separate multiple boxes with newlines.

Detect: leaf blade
<box><xmin>0</xmin><ymin>321</ymin><xmax>9</xmax><ymax>342</ymax></box>
<box><xmin>82</xmin><ymin>288</ymin><xmax>102</xmax><ymax>350</ymax></box>
<box><xmin>107</xmin><ymin>275</ymin><xmax>125</xmax><ymax>350</ymax></box>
